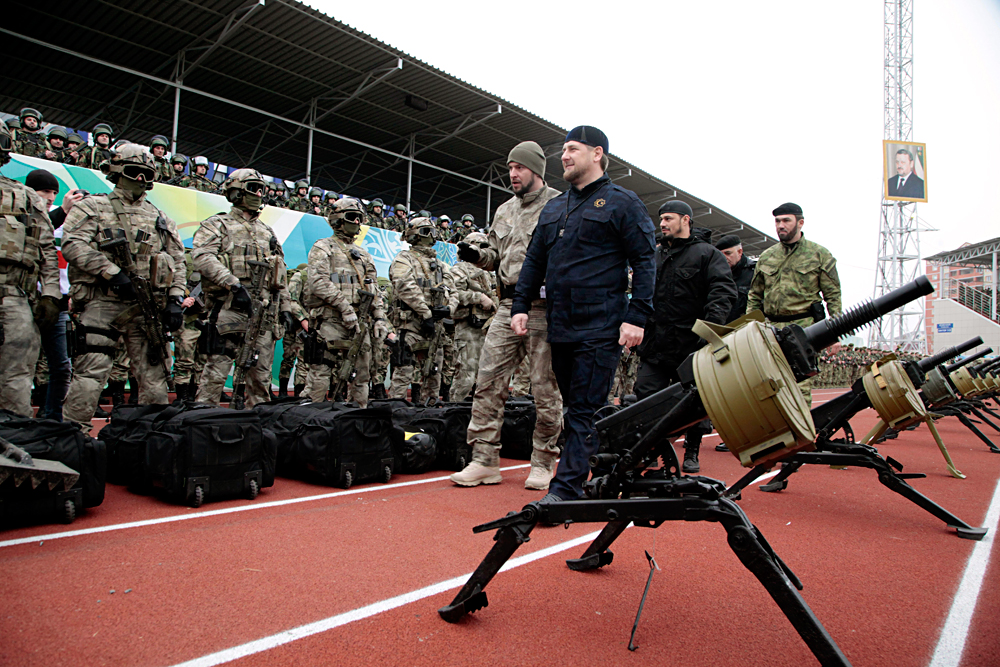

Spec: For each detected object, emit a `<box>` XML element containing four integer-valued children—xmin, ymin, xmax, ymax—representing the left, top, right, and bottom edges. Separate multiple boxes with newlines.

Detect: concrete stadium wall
<box><xmin>931</xmin><ymin>298</ymin><xmax>1000</xmax><ymax>355</ymax></box>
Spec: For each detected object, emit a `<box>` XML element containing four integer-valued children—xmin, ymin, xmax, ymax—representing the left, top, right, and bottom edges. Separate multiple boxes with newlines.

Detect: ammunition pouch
<box><xmin>389</xmin><ymin>338</ymin><xmax>414</xmax><ymax>368</ymax></box>
<box><xmin>66</xmin><ymin>314</ymin><xmax>119</xmax><ymax>359</ymax></box>
<box><xmin>468</xmin><ymin>313</ymin><xmax>488</xmax><ymax>329</ymax></box>
<box><xmin>808</xmin><ymin>301</ymin><xmax>826</xmax><ymax>323</ymax></box>
<box><xmin>302</xmin><ymin>329</ymin><xmax>326</xmax><ymax>365</ymax></box>
<box><xmin>196</xmin><ymin>302</ymin><xmax>227</xmax><ymax>356</ymax></box>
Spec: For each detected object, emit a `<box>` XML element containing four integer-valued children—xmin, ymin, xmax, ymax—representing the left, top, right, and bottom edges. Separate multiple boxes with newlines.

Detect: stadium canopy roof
<box><xmin>925</xmin><ymin>237</ymin><xmax>1000</xmax><ymax>268</ymax></box>
<box><xmin>0</xmin><ymin>0</ymin><xmax>776</xmax><ymax>252</ymax></box>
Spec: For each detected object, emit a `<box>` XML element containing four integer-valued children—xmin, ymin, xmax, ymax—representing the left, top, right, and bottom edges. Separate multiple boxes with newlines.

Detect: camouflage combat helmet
<box><xmin>66</xmin><ymin>132</ymin><xmax>84</xmax><ymax>146</ymax></box>
<box><xmin>170</xmin><ymin>153</ymin><xmax>188</xmax><ymax>166</ymax></box>
<box><xmin>461</xmin><ymin>214</ymin><xmax>474</xmax><ymax>224</ymax></box>
<box><xmin>464</xmin><ymin>231</ymin><xmax>489</xmax><ymax>247</ymax></box>
<box><xmin>325</xmin><ymin>191</ymin><xmax>338</xmax><ymax>203</ymax></box>
<box><xmin>20</xmin><ymin>107</ymin><xmax>42</xmax><ymax>124</ymax></box>
<box><xmin>274</xmin><ymin>180</ymin><xmax>286</xmax><ymax>193</ymax></box>
<box><xmin>221</xmin><ymin>168</ymin><xmax>266</xmax><ymax>209</ymax></box>
<box><xmin>296</xmin><ymin>263</ymin><xmax>308</xmax><ymax>271</ymax></box>
<box><xmin>329</xmin><ymin>197</ymin><xmax>366</xmax><ymax>236</ymax></box>
<box><xmin>6</xmin><ymin>117</ymin><xmax>20</xmax><ymax>130</ymax></box>
<box><xmin>92</xmin><ymin>123</ymin><xmax>114</xmax><ymax>140</ymax></box>
<box><xmin>149</xmin><ymin>135</ymin><xmax>170</xmax><ymax>149</ymax></box>
<box><xmin>367</xmin><ymin>198</ymin><xmax>384</xmax><ymax>213</ymax></box>
<box><xmin>404</xmin><ymin>217</ymin><xmax>438</xmax><ymax>246</ymax></box>
<box><xmin>418</xmin><ymin>209</ymin><xmax>432</xmax><ymax>219</ymax></box>
<box><xmin>309</xmin><ymin>186</ymin><xmax>323</xmax><ymax>199</ymax></box>
<box><xmin>0</xmin><ymin>120</ymin><xmax>13</xmax><ymax>165</ymax></box>
<box><xmin>394</xmin><ymin>203</ymin><xmax>407</xmax><ymax>213</ymax></box>
<box><xmin>104</xmin><ymin>142</ymin><xmax>157</xmax><ymax>188</ymax></box>
<box><xmin>47</xmin><ymin>126</ymin><xmax>68</xmax><ymax>141</ymax></box>
<box><xmin>294</xmin><ymin>179</ymin><xmax>309</xmax><ymax>192</ymax></box>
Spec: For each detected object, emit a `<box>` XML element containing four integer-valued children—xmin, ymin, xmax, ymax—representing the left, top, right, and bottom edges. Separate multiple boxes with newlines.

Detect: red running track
<box><xmin>2</xmin><ymin>388</ymin><xmax>999</xmax><ymax>667</ymax></box>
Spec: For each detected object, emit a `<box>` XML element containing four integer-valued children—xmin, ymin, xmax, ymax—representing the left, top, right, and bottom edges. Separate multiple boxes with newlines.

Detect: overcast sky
<box><xmin>312</xmin><ymin>0</ymin><xmax>1000</xmax><ymax>309</ymax></box>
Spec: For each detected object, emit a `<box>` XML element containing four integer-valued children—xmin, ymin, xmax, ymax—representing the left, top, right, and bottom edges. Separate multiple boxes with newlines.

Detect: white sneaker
<box><xmin>450</xmin><ymin>462</ymin><xmax>502</xmax><ymax>487</ymax></box>
<box><xmin>525</xmin><ymin>465</ymin><xmax>553</xmax><ymax>490</ymax></box>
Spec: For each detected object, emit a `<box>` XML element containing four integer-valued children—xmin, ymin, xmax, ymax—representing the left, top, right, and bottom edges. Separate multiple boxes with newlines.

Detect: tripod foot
<box><xmin>953</xmin><ymin>525</ymin><xmax>988</xmax><ymax>541</ymax></box>
<box><xmin>567</xmin><ymin>550</ymin><xmax>614</xmax><ymax>571</ymax></box>
<box><xmin>760</xmin><ymin>479</ymin><xmax>788</xmax><ymax>493</ymax></box>
<box><xmin>439</xmin><ymin>586</ymin><xmax>488</xmax><ymax>622</ymax></box>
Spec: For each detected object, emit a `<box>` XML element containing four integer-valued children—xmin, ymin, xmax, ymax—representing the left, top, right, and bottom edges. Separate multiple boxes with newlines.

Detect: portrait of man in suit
<box><xmin>884</xmin><ymin>141</ymin><xmax>927</xmax><ymax>202</ymax></box>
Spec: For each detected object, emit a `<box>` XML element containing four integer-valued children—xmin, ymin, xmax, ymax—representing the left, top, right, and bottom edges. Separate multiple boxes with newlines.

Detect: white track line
<box><xmin>927</xmin><ymin>475</ymin><xmax>1000</xmax><ymax>667</ymax></box>
<box><xmin>0</xmin><ymin>464</ymin><xmax>531</xmax><ymax>549</ymax></box>
<box><xmin>168</xmin><ymin>529</ymin><xmax>605</xmax><ymax>667</ymax></box>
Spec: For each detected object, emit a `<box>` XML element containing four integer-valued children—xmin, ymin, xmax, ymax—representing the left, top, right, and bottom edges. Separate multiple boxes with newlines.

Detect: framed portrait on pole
<box><xmin>884</xmin><ymin>140</ymin><xmax>927</xmax><ymax>203</ymax></box>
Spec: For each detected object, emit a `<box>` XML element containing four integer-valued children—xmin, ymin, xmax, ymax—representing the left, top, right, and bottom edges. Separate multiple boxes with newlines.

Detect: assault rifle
<box><xmin>231</xmin><ymin>258</ymin><xmax>279</xmax><ymax>410</ymax></box>
<box><xmin>421</xmin><ymin>261</ymin><xmax>453</xmax><ymax>381</ymax></box>
<box><xmin>331</xmin><ymin>288</ymin><xmax>375</xmax><ymax>402</ymax></box>
<box><xmin>439</xmin><ymin>277</ymin><xmax>937</xmax><ymax>667</ymax></box>
<box><xmin>99</xmin><ymin>227</ymin><xmax>172</xmax><ymax>380</ymax></box>
<box><xmin>722</xmin><ymin>335</ymin><xmax>989</xmax><ymax>540</ymax></box>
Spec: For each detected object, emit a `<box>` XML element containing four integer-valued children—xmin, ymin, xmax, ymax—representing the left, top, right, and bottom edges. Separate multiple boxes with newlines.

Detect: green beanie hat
<box><xmin>506</xmin><ymin>141</ymin><xmax>546</xmax><ymax>179</ymax></box>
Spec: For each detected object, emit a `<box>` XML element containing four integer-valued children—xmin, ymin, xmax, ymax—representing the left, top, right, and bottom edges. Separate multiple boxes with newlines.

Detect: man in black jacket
<box><xmin>715</xmin><ymin>234</ymin><xmax>756</xmax><ymax>325</ymax></box>
<box><xmin>635</xmin><ymin>201</ymin><xmax>736</xmax><ymax>472</ymax></box>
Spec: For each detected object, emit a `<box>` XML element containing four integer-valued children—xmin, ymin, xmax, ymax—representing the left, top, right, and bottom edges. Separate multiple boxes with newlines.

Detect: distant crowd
<box><xmin>814</xmin><ymin>346</ymin><xmax>925</xmax><ymax>388</ymax></box>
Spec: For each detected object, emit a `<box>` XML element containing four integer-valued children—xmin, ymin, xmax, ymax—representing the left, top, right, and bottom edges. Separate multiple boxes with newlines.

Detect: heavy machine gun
<box><xmin>438</xmin><ymin>277</ymin><xmax>937</xmax><ymax>666</ymax></box>
<box><xmin>231</xmin><ymin>258</ymin><xmax>279</xmax><ymax>410</ymax></box>
<box><xmin>916</xmin><ymin>348</ymin><xmax>1000</xmax><ymax>453</ymax></box>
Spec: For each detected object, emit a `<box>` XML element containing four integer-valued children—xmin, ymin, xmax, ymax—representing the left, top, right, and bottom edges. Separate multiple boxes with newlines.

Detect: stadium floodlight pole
<box><xmin>486</xmin><ymin>184</ymin><xmax>491</xmax><ymax>227</ymax></box>
<box><xmin>306</xmin><ymin>98</ymin><xmax>316</xmax><ymax>184</ymax></box>
<box><xmin>405</xmin><ymin>134</ymin><xmax>414</xmax><ymax>215</ymax></box>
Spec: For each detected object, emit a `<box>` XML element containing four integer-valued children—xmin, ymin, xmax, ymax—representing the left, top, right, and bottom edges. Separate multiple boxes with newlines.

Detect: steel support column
<box><xmin>171</xmin><ymin>85</ymin><xmax>181</xmax><ymax>154</ymax></box>
<box><xmin>486</xmin><ymin>185</ymin><xmax>491</xmax><ymax>226</ymax></box>
<box><xmin>406</xmin><ymin>135</ymin><xmax>414</xmax><ymax>214</ymax></box>
<box><xmin>993</xmin><ymin>251</ymin><xmax>997</xmax><ymax>321</ymax></box>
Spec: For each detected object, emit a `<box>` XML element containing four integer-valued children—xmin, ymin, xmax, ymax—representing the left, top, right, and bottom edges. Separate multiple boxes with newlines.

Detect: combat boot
<box><xmin>279</xmin><ymin>377</ymin><xmax>290</xmax><ymax>398</ymax></box>
<box><xmin>525</xmin><ymin>450</ymin><xmax>557</xmax><ymax>490</ymax></box>
<box><xmin>93</xmin><ymin>405</ymin><xmax>111</xmax><ymax>419</ymax></box>
<box><xmin>293</xmin><ymin>384</ymin><xmax>305</xmax><ymax>398</ymax></box>
<box><xmin>172</xmin><ymin>382</ymin><xmax>189</xmax><ymax>405</ymax></box>
<box><xmin>410</xmin><ymin>383</ymin><xmax>421</xmax><ymax>403</ymax></box>
<box><xmin>450</xmin><ymin>462</ymin><xmax>502</xmax><ymax>487</ymax></box>
<box><xmin>108</xmin><ymin>381</ymin><xmax>126</xmax><ymax>409</ymax></box>
<box><xmin>127</xmin><ymin>376</ymin><xmax>139</xmax><ymax>404</ymax></box>
<box><xmin>440</xmin><ymin>383</ymin><xmax>451</xmax><ymax>403</ymax></box>
<box><xmin>370</xmin><ymin>383</ymin><xmax>387</xmax><ymax>400</ymax></box>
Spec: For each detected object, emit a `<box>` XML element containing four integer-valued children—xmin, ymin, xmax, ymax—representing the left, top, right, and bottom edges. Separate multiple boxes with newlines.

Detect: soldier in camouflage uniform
<box><xmin>171</xmin><ymin>249</ymin><xmax>206</xmax><ymax>402</ymax></box>
<box><xmin>43</xmin><ymin>127</ymin><xmax>77</xmax><ymax>164</ymax></box>
<box><xmin>0</xmin><ymin>120</ymin><xmax>62</xmax><ymax>417</ymax></box>
<box><xmin>192</xmin><ymin>168</ymin><xmax>293</xmax><ymax>408</ymax></box>
<box><xmin>76</xmin><ymin>124</ymin><xmax>115</xmax><ymax>170</ymax></box>
<box><xmin>280</xmin><ymin>263</ymin><xmax>309</xmax><ymax>397</ymax></box>
<box><xmin>323</xmin><ymin>191</ymin><xmax>339</xmax><ymax>218</ymax></box>
<box><xmin>286</xmin><ymin>180</ymin><xmax>312</xmax><ymax>213</ymax></box>
<box><xmin>445</xmin><ymin>232</ymin><xmax>497</xmax><ymax>402</ymax></box>
<box><xmin>747</xmin><ymin>202</ymin><xmax>842</xmax><ymax>401</ymax></box>
<box><xmin>175</xmin><ymin>156</ymin><xmax>218</xmax><ymax>193</ymax></box>
<box><xmin>386</xmin><ymin>204</ymin><xmax>408</xmax><ymax>232</ymax></box>
<box><xmin>509</xmin><ymin>355</ymin><xmax>532</xmax><ymax>397</ymax></box>
<box><xmin>301</xmin><ymin>198</ymin><xmax>385</xmax><ymax>406</ymax></box>
<box><xmin>273</xmin><ymin>181</ymin><xmax>288</xmax><ymax>208</ymax></box>
<box><xmin>165</xmin><ymin>154</ymin><xmax>188</xmax><ymax>184</ymax></box>
<box><xmin>60</xmin><ymin>143</ymin><xmax>187</xmax><ymax>429</ymax></box>
<box><xmin>149</xmin><ymin>135</ymin><xmax>173</xmax><ymax>182</ymax></box>
<box><xmin>366</xmin><ymin>198</ymin><xmax>386</xmax><ymax>229</ymax></box>
<box><xmin>370</xmin><ymin>277</ymin><xmax>395</xmax><ymax>399</ymax></box>
<box><xmin>388</xmin><ymin>218</ymin><xmax>449</xmax><ymax>403</ymax></box>
<box><xmin>307</xmin><ymin>187</ymin><xmax>324</xmax><ymax>217</ymax></box>
<box><xmin>11</xmin><ymin>108</ymin><xmax>48</xmax><ymax>159</ymax></box>
<box><xmin>450</xmin><ymin>141</ymin><xmax>563</xmax><ymax>490</ymax></box>
<box><xmin>608</xmin><ymin>347</ymin><xmax>640</xmax><ymax>402</ymax></box>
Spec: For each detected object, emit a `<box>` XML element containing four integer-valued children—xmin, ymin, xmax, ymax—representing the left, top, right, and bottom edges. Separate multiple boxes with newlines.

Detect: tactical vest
<box><xmin>0</xmin><ymin>184</ymin><xmax>42</xmax><ymax>293</ymax></box>
<box><xmin>302</xmin><ymin>237</ymin><xmax>370</xmax><ymax>312</ymax></box>
<box><xmin>95</xmin><ymin>193</ymin><xmax>176</xmax><ymax>290</ymax></box>
<box><xmin>13</xmin><ymin>130</ymin><xmax>45</xmax><ymax>158</ymax></box>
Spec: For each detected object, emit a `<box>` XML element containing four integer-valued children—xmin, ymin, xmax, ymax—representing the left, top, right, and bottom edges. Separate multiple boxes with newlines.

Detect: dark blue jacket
<box><xmin>512</xmin><ymin>174</ymin><xmax>656</xmax><ymax>343</ymax></box>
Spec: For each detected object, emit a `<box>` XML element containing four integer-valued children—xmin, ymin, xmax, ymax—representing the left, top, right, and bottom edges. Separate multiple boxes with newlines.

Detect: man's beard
<box><xmin>512</xmin><ymin>173</ymin><xmax>537</xmax><ymax>197</ymax></box>
<box><xmin>777</xmin><ymin>227</ymin><xmax>799</xmax><ymax>243</ymax></box>
<box><xmin>563</xmin><ymin>162</ymin><xmax>587</xmax><ymax>185</ymax></box>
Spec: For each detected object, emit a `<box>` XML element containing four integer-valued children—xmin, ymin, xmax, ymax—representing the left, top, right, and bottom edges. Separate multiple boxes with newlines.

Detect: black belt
<box><xmin>499</xmin><ymin>282</ymin><xmax>518</xmax><ymax>300</ymax></box>
<box><xmin>764</xmin><ymin>310</ymin><xmax>811</xmax><ymax>323</ymax></box>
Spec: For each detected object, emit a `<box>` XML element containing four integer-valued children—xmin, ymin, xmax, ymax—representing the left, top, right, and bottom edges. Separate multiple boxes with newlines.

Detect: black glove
<box><xmin>457</xmin><ymin>242</ymin><xmax>480</xmax><ymax>264</ymax></box>
<box><xmin>432</xmin><ymin>306</ymin><xmax>451</xmax><ymax>320</ymax></box>
<box><xmin>420</xmin><ymin>316</ymin><xmax>436</xmax><ymax>338</ymax></box>
<box><xmin>279</xmin><ymin>311</ymin><xmax>295</xmax><ymax>333</ymax></box>
<box><xmin>163</xmin><ymin>297</ymin><xmax>184</xmax><ymax>332</ymax></box>
<box><xmin>107</xmin><ymin>272</ymin><xmax>137</xmax><ymax>301</ymax></box>
<box><xmin>34</xmin><ymin>295</ymin><xmax>61</xmax><ymax>331</ymax></box>
<box><xmin>231</xmin><ymin>284</ymin><xmax>252</xmax><ymax>313</ymax></box>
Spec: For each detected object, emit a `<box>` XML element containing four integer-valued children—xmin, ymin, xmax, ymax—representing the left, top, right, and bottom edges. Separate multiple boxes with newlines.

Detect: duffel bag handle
<box><xmin>211</xmin><ymin>426</ymin><xmax>245</xmax><ymax>445</ymax></box>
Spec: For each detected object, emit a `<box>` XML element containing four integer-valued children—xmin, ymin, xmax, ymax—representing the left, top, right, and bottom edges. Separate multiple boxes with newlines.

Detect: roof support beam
<box><xmin>177</xmin><ymin>0</ymin><xmax>265</xmax><ymax>84</ymax></box>
<box><xmin>313</xmin><ymin>59</ymin><xmax>403</xmax><ymax>126</ymax></box>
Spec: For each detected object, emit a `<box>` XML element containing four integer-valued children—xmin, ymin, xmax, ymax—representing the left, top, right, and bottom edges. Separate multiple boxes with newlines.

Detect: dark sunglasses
<box><xmin>122</xmin><ymin>164</ymin><xmax>155</xmax><ymax>182</ymax></box>
<box><xmin>244</xmin><ymin>182</ymin><xmax>265</xmax><ymax>196</ymax></box>
<box><xmin>343</xmin><ymin>211</ymin><xmax>364</xmax><ymax>223</ymax></box>
<box><xmin>414</xmin><ymin>227</ymin><xmax>436</xmax><ymax>237</ymax></box>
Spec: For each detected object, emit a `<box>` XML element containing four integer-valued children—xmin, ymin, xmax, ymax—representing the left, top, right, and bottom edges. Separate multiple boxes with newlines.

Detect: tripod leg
<box><xmin>566</xmin><ymin>520</ymin><xmax>629</xmax><ymax>571</ymax></box>
<box><xmin>723</xmin><ymin>463</ymin><xmax>771</xmax><ymax>499</ymax></box>
<box><xmin>952</xmin><ymin>411</ymin><xmax>1000</xmax><ymax>453</ymax></box>
<box><xmin>721</xmin><ymin>511</ymin><xmax>851</xmax><ymax>666</ymax></box>
<box><xmin>969</xmin><ymin>406</ymin><xmax>1000</xmax><ymax>433</ymax></box>
<box><xmin>439</xmin><ymin>518</ymin><xmax>537</xmax><ymax>622</ymax></box>
<box><xmin>760</xmin><ymin>460</ymin><xmax>805</xmax><ymax>493</ymax></box>
<box><xmin>924</xmin><ymin>417</ymin><xmax>965</xmax><ymax>479</ymax></box>
<box><xmin>875</xmin><ymin>469</ymin><xmax>987</xmax><ymax>540</ymax></box>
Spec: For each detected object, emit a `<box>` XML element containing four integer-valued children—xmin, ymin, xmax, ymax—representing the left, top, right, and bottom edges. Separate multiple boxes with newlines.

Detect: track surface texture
<box><xmin>3</xmin><ymin>388</ymin><xmax>999</xmax><ymax>667</ymax></box>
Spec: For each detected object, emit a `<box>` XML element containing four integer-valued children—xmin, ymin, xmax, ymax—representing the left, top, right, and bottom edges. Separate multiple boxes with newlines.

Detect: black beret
<box><xmin>715</xmin><ymin>234</ymin><xmax>742</xmax><ymax>250</ymax></box>
<box><xmin>565</xmin><ymin>125</ymin><xmax>609</xmax><ymax>154</ymax></box>
<box><xmin>772</xmin><ymin>202</ymin><xmax>803</xmax><ymax>217</ymax></box>
<box><xmin>658</xmin><ymin>200</ymin><xmax>693</xmax><ymax>218</ymax></box>
<box><xmin>25</xmin><ymin>168</ymin><xmax>59</xmax><ymax>193</ymax></box>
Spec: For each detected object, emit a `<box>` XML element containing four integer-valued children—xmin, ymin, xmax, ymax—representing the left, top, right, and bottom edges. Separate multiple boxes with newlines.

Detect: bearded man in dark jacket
<box><xmin>635</xmin><ymin>201</ymin><xmax>736</xmax><ymax>472</ymax></box>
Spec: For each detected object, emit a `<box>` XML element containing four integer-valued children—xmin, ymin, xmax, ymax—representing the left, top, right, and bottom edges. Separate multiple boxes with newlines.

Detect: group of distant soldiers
<box><xmin>814</xmin><ymin>346</ymin><xmax>924</xmax><ymax>388</ymax></box>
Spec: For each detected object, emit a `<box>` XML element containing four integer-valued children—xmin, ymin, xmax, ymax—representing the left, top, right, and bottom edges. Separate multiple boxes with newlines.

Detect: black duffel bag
<box><xmin>292</xmin><ymin>406</ymin><xmax>395</xmax><ymax>488</ymax></box>
<box><xmin>500</xmin><ymin>397</ymin><xmax>536</xmax><ymax>460</ymax></box>
<box><xmin>254</xmin><ymin>400</ymin><xmax>337</xmax><ymax>472</ymax></box>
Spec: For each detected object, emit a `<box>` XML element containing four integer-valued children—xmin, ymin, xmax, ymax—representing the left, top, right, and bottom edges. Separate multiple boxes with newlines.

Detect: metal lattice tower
<box><xmin>871</xmin><ymin>0</ymin><xmax>925</xmax><ymax>352</ymax></box>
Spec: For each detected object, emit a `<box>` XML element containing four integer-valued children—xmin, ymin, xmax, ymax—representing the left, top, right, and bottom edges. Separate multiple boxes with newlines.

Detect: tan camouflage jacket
<box><xmin>76</xmin><ymin>144</ymin><xmax>114</xmax><ymax>170</ymax></box>
<box><xmin>303</xmin><ymin>233</ymin><xmax>383</xmax><ymax>323</ymax></box>
<box><xmin>446</xmin><ymin>260</ymin><xmax>497</xmax><ymax>324</ymax></box>
<box><xmin>62</xmin><ymin>188</ymin><xmax>186</xmax><ymax>300</ymax></box>
<box><xmin>287</xmin><ymin>268</ymin><xmax>308</xmax><ymax>322</ymax></box>
<box><xmin>479</xmin><ymin>185</ymin><xmax>561</xmax><ymax>287</ymax></box>
<box><xmin>0</xmin><ymin>176</ymin><xmax>61</xmax><ymax>299</ymax></box>
<box><xmin>746</xmin><ymin>234</ymin><xmax>842</xmax><ymax>323</ymax></box>
<box><xmin>389</xmin><ymin>245</ymin><xmax>447</xmax><ymax>334</ymax></box>
<box><xmin>177</xmin><ymin>174</ymin><xmax>218</xmax><ymax>193</ymax></box>
<box><xmin>191</xmin><ymin>206</ymin><xmax>290</xmax><ymax>311</ymax></box>
<box><xmin>152</xmin><ymin>156</ymin><xmax>173</xmax><ymax>182</ymax></box>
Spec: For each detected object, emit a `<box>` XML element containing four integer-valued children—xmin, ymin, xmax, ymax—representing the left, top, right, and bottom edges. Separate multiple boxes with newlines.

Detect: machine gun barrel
<box><xmin>979</xmin><ymin>358</ymin><xmax>1000</xmax><ymax>375</ymax></box>
<box><xmin>972</xmin><ymin>357</ymin><xmax>1000</xmax><ymax>375</ymax></box>
<box><xmin>802</xmin><ymin>276</ymin><xmax>933</xmax><ymax>351</ymax></box>
<box><xmin>944</xmin><ymin>348</ymin><xmax>992</xmax><ymax>373</ymax></box>
<box><xmin>917</xmin><ymin>336</ymin><xmax>984</xmax><ymax>372</ymax></box>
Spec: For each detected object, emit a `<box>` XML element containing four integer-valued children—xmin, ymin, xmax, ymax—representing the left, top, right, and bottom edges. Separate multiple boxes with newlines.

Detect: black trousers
<box><xmin>635</xmin><ymin>359</ymin><xmax>711</xmax><ymax>447</ymax></box>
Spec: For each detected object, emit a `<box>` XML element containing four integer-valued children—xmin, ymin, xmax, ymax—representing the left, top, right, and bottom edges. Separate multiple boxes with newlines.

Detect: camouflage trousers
<box><xmin>0</xmin><ymin>293</ymin><xmax>42</xmax><ymax>417</ymax></box>
<box><xmin>279</xmin><ymin>330</ymin><xmax>306</xmax><ymax>381</ymax></box>
<box><xmin>63</xmin><ymin>295</ymin><xmax>171</xmax><ymax>428</ymax></box>
<box><xmin>372</xmin><ymin>334</ymin><xmax>391</xmax><ymax>387</ymax></box>
<box><xmin>608</xmin><ymin>347</ymin><xmax>640</xmax><ymax>402</ymax></box>
<box><xmin>441</xmin><ymin>333</ymin><xmax>456</xmax><ymax>386</ymax></box>
<box><xmin>450</xmin><ymin>323</ymin><xmax>487</xmax><ymax>402</ymax></box>
<box><xmin>172</xmin><ymin>320</ymin><xmax>205</xmax><ymax>385</ymax></box>
<box><xmin>388</xmin><ymin>330</ymin><xmax>442</xmax><ymax>403</ymax></box>
<box><xmin>467</xmin><ymin>300</ymin><xmax>561</xmax><ymax>469</ymax></box>
<box><xmin>303</xmin><ymin>320</ymin><xmax>372</xmax><ymax>407</ymax></box>
<box><xmin>109</xmin><ymin>345</ymin><xmax>129</xmax><ymax>383</ymax></box>
<box><xmin>510</xmin><ymin>354</ymin><xmax>532</xmax><ymax>397</ymax></box>
<box><xmin>195</xmin><ymin>306</ymin><xmax>277</xmax><ymax>409</ymax></box>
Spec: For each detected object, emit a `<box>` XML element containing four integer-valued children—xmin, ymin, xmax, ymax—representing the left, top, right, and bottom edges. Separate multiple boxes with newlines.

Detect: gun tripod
<box><xmin>723</xmin><ymin>415</ymin><xmax>988</xmax><ymax>541</ymax></box>
<box><xmin>921</xmin><ymin>401</ymin><xmax>1000</xmax><ymax>453</ymax></box>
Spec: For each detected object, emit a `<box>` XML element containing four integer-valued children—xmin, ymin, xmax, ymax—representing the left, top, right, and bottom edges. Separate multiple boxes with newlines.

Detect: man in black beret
<box><xmin>512</xmin><ymin>125</ymin><xmax>656</xmax><ymax>501</ymax></box>
<box><xmin>633</xmin><ymin>200</ymin><xmax>736</xmax><ymax>472</ymax></box>
<box><xmin>715</xmin><ymin>234</ymin><xmax>756</xmax><ymax>325</ymax></box>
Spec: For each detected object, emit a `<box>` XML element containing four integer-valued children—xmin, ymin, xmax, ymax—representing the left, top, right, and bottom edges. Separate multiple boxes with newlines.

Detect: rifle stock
<box><xmin>332</xmin><ymin>289</ymin><xmax>375</xmax><ymax>401</ymax></box>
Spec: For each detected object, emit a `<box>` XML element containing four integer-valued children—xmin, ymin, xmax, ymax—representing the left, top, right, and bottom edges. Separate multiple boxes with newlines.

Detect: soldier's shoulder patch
<box><xmin>593</xmin><ymin>198</ymin><xmax>605</xmax><ymax>208</ymax></box>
